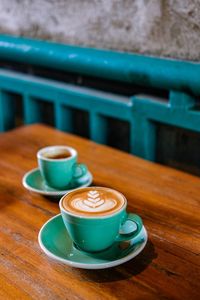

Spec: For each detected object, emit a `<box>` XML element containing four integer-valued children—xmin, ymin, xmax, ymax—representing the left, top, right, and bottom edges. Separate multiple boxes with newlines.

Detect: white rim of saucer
<box><xmin>38</xmin><ymin>214</ymin><xmax>148</xmax><ymax>269</ymax></box>
<box><xmin>22</xmin><ymin>168</ymin><xmax>93</xmax><ymax>196</ymax></box>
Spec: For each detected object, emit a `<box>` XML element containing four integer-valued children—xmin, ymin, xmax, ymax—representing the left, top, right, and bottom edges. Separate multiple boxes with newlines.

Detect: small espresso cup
<box><xmin>37</xmin><ymin>146</ymin><xmax>88</xmax><ymax>189</ymax></box>
<box><xmin>59</xmin><ymin>187</ymin><xmax>143</xmax><ymax>252</ymax></box>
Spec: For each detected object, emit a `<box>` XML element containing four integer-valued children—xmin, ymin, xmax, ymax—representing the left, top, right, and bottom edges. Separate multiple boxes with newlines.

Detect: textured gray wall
<box><xmin>0</xmin><ymin>0</ymin><xmax>199</xmax><ymax>60</ymax></box>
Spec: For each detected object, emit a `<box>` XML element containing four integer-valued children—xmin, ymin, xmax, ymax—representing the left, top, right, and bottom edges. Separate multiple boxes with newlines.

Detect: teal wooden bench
<box><xmin>0</xmin><ymin>34</ymin><xmax>200</xmax><ymax>162</ymax></box>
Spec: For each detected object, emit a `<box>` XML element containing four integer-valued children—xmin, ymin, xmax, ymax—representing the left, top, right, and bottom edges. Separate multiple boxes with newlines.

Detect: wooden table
<box><xmin>0</xmin><ymin>124</ymin><xmax>199</xmax><ymax>300</ymax></box>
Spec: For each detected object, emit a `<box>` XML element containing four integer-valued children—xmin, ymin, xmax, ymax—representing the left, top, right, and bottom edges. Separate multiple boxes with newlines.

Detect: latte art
<box><xmin>72</xmin><ymin>190</ymin><xmax>117</xmax><ymax>213</ymax></box>
<box><xmin>61</xmin><ymin>187</ymin><xmax>126</xmax><ymax>217</ymax></box>
<box><xmin>83</xmin><ymin>191</ymin><xmax>105</xmax><ymax>208</ymax></box>
<box><xmin>84</xmin><ymin>190</ymin><xmax>105</xmax><ymax>208</ymax></box>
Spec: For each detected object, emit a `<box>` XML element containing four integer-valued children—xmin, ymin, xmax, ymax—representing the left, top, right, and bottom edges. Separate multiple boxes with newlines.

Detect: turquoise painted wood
<box><xmin>1</xmin><ymin>35</ymin><xmax>200</xmax><ymax>94</ymax></box>
<box><xmin>131</xmin><ymin>93</ymin><xmax>200</xmax><ymax>159</ymax></box>
<box><xmin>0</xmin><ymin>34</ymin><xmax>200</xmax><ymax>161</ymax></box>
<box><xmin>0</xmin><ymin>68</ymin><xmax>131</xmax><ymax>138</ymax></box>
<box><xmin>0</xmin><ymin>90</ymin><xmax>15</xmax><ymax>131</ymax></box>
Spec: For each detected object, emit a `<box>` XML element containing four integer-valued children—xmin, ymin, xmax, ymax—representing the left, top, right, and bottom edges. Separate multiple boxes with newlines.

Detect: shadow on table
<box><xmin>0</xmin><ymin>186</ymin><xmax>17</xmax><ymax>210</ymax></box>
<box><xmin>43</xmin><ymin>195</ymin><xmax>61</xmax><ymax>202</ymax></box>
<box><xmin>73</xmin><ymin>239</ymin><xmax>157</xmax><ymax>283</ymax></box>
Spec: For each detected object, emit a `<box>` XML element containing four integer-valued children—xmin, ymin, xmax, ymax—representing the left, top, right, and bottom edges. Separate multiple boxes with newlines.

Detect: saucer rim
<box><xmin>22</xmin><ymin>168</ymin><xmax>93</xmax><ymax>196</ymax></box>
<box><xmin>38</xmin><ymin>214</ymin><xmax>148</xmax><ymax>269</ymax></box>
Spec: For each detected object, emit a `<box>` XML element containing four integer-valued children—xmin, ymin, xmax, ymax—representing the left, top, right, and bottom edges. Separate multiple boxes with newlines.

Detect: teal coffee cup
<box><xmin>37</xmin><ymin>146</ymin><xmax>87</xmax><ymax>189</ymax></box>
<box><xmin>59</xmin><ymin>187</ymin><xmax>143</xmax><ymax>252</ymax></box>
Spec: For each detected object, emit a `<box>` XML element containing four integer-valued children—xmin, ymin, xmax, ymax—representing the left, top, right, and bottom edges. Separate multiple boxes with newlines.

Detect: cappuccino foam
<box><xmin>61</xmin><ymin>187</ymin><xmax>126</xmax><ymax>217</ymax></box>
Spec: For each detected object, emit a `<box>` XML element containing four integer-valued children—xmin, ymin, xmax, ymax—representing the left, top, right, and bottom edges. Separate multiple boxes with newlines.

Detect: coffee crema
<box><xmin>43</xmin><ymin>150</ymin><xmax>71</xmax><ymax>160</ymax></box>
<box><xmin>61</xmin><ymin>187</ymin><xmax>126</xmax><ymax>217</ymax></box>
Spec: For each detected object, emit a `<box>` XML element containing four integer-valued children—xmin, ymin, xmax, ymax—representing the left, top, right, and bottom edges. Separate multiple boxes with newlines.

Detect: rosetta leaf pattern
<box><xmin>83</xmin><ymin>190</ymin><xmax>105</xmax><ymax>208</ymax></box>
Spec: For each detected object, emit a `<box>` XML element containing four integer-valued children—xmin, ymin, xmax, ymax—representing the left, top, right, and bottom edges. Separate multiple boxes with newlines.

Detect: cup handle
<box><xmin>72</xmin><ymin>163</ymin><xmax>88</xmax><ymax>179</ymax></box>
<box><xmin>115</xmin><ymin>213</ymin><xmax>143</xmax><ymax>242</ymax></box>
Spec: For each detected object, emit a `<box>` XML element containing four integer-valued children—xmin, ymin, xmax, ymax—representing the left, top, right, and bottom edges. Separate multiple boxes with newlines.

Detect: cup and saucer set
<box><xmin>23</xmin><ymin>146</ymin><xmax>93</xmax><ymax>198</ymax></box>
<box><xmin>23</xmin><ymin>146</ymin><xmax>148</xmax><ymax>269</ymax></box>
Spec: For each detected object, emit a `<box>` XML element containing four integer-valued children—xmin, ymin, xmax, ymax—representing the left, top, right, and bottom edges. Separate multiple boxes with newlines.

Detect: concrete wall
<box><xmin>0</xmin><ymin>0</ymin><xmax>199</xmax><ymax>61</ymax></box>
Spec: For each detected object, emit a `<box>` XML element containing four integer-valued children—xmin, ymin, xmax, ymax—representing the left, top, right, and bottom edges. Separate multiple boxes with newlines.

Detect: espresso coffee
<box><xmin>43</xmin><ymin>150</ymin><xmax>71</xmax><ymax>160</ymax></box>
<box><xmin>61</xmin><ymin>187</ymin><xmax>126</xmax><ymax>217</ymax></box>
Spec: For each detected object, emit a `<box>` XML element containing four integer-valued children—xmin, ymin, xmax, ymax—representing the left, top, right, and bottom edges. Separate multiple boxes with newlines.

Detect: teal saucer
<box><xmin>22</xmin><ymin>168</ymin><xmax>93</xmax><ymax>197</ymax></box>
<box><xmin>38</xmin><ymin>214</ymin><xmax>148</xmax><ymax>269</ymax></box>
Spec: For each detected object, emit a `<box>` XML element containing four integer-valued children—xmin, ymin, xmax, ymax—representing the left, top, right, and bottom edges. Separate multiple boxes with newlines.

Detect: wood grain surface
<box><xmin>0</xmin><ymin>124</ymin><xmax>199</xmax><ymax>300</ymax></box>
